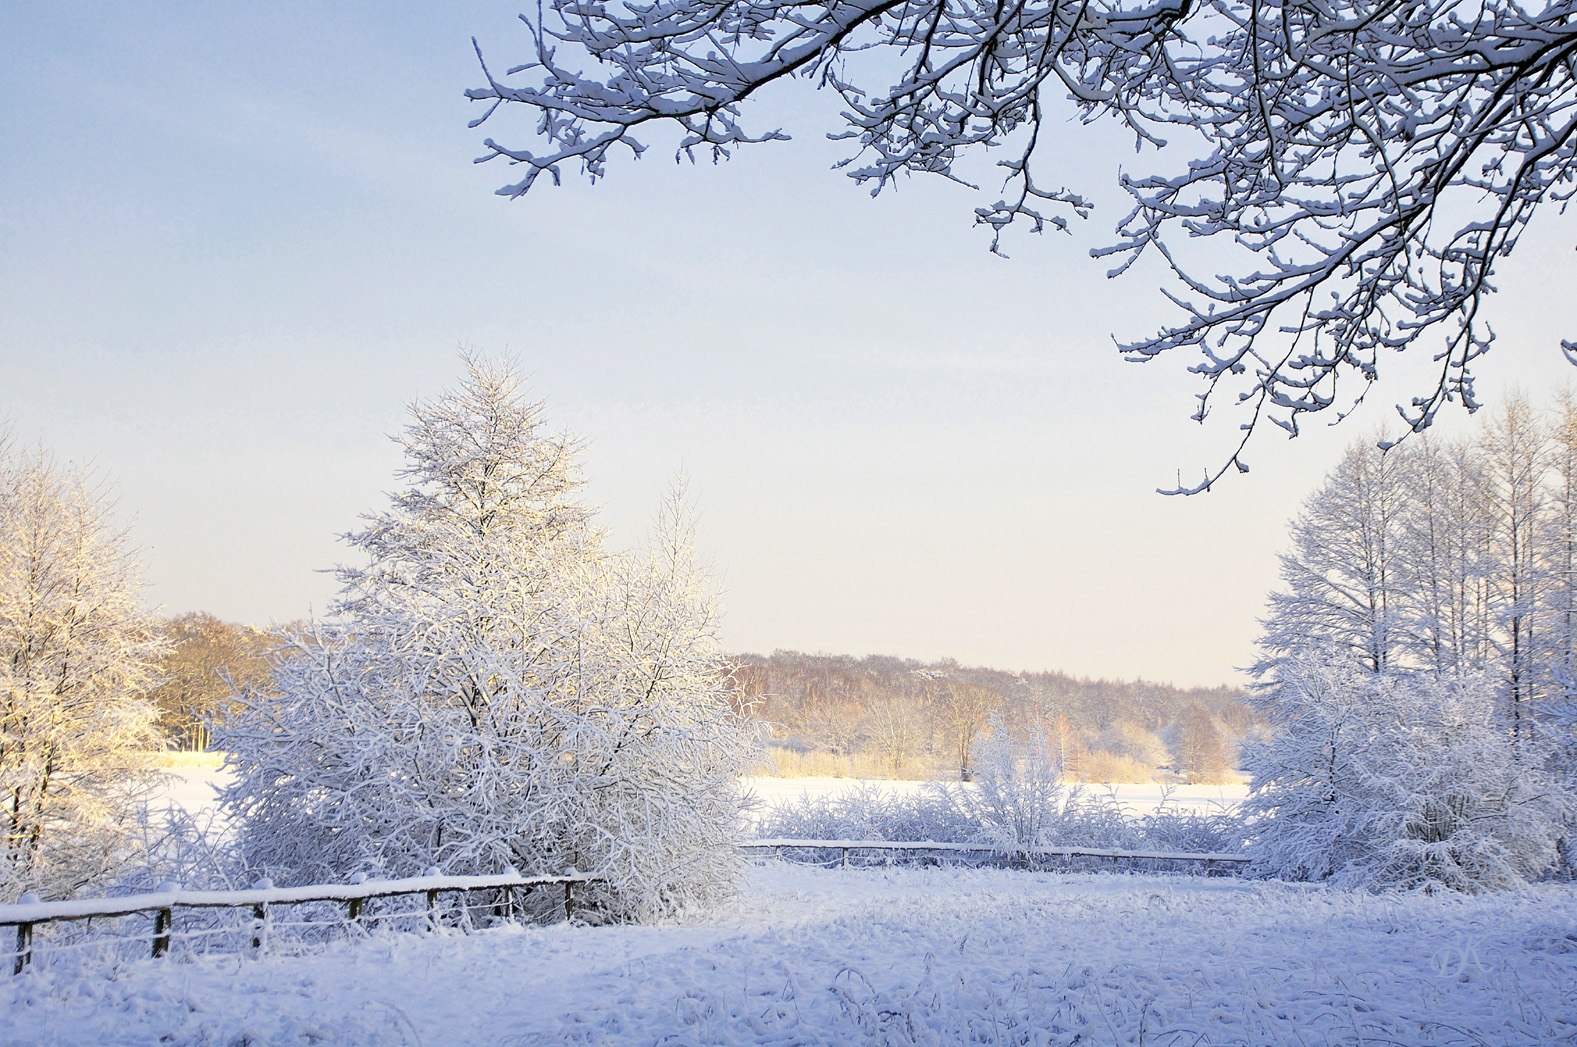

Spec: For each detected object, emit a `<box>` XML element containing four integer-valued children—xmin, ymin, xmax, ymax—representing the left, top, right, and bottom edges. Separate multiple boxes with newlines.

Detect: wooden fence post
<box><xmin>424</xmin><ymin>867</ymin><xmax>441</xmax><ymax>932</ymax></box>
<box><xmin>251</xmin><ymin>878</ymin><xmax>272</xmax><ymax>957</ymax></box>
<box><xmin>12</xmin><ymin>922</ymin><xmax>31</xmax><ymax>976</ymax></box>
<box><xmin>563</xmin><ymin>880</ymin><xmax>574</xmax><ymax>921</ymax></box>
<box><xmin>151</xmin><ymin>909</ymin><xmax>172</xmax><ymax>958</ymax></box>
<box><xmin>11</xmin><ymin>893</ymin><xmax>38</xmax><ymax>975</ymax></box>
<box><xmin>152</xmin><ymin>882</ymin><xmax>179</xmax><ymax>959</ymax></box>
<box><xmin>346</xmin><ymin>872</ymin><xmax>368</xmax><ymax>930</ymax></box>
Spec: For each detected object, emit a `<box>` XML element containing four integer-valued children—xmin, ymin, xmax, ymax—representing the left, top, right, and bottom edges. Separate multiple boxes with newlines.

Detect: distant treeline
<box><xmin>146</xmin><ymin>621</ymin><xmax>1257</xmax><ymax>784</ymax></box>
<box><xmin>728</xmin><ymin>651</ymin><xmax>1259</xmax><ymax>783</ymax></box>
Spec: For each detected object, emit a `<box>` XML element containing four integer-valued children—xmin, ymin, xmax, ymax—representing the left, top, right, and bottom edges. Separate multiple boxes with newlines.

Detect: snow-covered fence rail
<box><xmin>743</xmin><ymin>839</ymin><xmax>1251</xmax><ymax>874</ymax></box>
<box><xmin>2</xmin><ymin>871</ymin><xmax>591</xmax><ymax>975</ymax></box>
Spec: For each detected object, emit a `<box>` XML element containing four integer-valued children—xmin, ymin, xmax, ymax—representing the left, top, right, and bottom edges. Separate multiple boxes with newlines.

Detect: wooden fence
<box><xmin>3</xmin><ymin>841</ymin><xmax>1251</xmax><ymax>975</ymax></box>
<box><xmin>1</xmin><ymin>870</ymin><xmax>589</xmax><ymax>976</ymax></box>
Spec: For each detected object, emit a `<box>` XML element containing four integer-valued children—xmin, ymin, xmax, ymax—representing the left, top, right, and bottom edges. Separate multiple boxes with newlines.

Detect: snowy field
<box><xmin>5</xmin><ymin>860</ymin><xmax>1574</xmax><ymax>1046</ymax></box>
<box><xmin>149</xmin><ymin>769</ymin><xmax>1250</xmax><ymax>826</ymax></box>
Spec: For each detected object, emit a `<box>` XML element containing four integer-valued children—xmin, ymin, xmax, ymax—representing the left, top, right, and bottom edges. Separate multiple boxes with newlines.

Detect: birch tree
<box><xmin>0</xmin><ymin>440</ymin><xmax>164</xmax><ymax>901</ymax></box>
<box><xmin>465</xmin><ymin>0</ymin><xmax>1577</xmax><ymax>485</ymax></box>
<box><xmin>219</xmin><ymin>357</ymin><xmax>756</xmax><ymax>919</ymax></box>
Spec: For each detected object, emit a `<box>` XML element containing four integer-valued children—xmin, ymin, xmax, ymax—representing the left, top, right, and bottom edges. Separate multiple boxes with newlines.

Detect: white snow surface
<box><xmin>146</xmin><ymin>771</ymin><xmax>1249</xmax><ymax>828</ymax></box>
<box><xmin>152</xmin><ymin>765</ymin><xmax>234</xmax><ymax>819</ymax></box>
<box><xmin>5</xmin><ymin>861</ymin><xmax>1573</xmax><ymax>1046</ymax></box>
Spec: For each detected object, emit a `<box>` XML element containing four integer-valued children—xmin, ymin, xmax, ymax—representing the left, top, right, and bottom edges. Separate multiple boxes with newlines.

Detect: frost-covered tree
<box><xmin>466</xmin><ymin>0</ymin><xmax>1577</xmax><ymax>486</ymax></box>
<box><xmin>1260</xmin><ymin>440</ymin><xmax>1414</xmax><ymax>675</ymax></box>
<box><xmin>1243</xmin><ymin>648</ymin><xmax>1571</xmax><ymax>891</ymax></box>
<box><xmin>0</xmin><ymin>439</ymin><xmax>164</xmax><ymax>901</ymax></box>
<box><xmin>1400</xmin><ymin>436</ymin><xmax>1494</xmax><ymax>676</ymax></box>
<box><xmin>219</xmin><ymin>357</ymin><xmax>755</xmax><ymax>919</ymax></box>
<box><xmin>1544</xmin><ymin>393</ymin><xmax>1577</xmax><ymax>695</ymax></box>
<box><xmin>1481</xmin><ymin>393</ymin><xmax>1550</xmax><ymax>745</ymax></box>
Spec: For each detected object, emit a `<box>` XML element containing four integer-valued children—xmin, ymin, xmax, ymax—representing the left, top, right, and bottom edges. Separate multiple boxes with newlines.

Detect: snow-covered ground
<box><xmin>146</xmin><ymin>768</ymin><xmax>1249</xmax><ymax>827</ymax></box>
<box><xmin>5</xmin><ymin>861</ymin><xmax>1573</xmax><ymax>1046</ymax></box>
<box><xmin>153</xmin><ymin>764</ymin><xmax>233</xmax><ymax>818</ymax></box>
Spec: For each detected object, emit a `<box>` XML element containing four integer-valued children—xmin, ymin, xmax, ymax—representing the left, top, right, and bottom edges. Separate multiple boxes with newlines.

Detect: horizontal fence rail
<box><xmin>2</xmin><ymin>871</ymin><xmax>591</xmax><ymax>976</ymax></box>
<box><xmin>742</xmin><ymin>838</ymin><xmax>1251</xmax><ymax>872</ymax></box>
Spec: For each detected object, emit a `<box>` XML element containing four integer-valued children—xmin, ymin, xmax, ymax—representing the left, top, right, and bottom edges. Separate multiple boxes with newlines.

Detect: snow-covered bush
<box><xmin>756</xmin><ymin>782</ymin><xmax>1242</xmax><ymax>859</ymax></box>
<box><xmin>756</xmin><ymin>782</ymin><xmax>974</xmax><ymax>843</ymax></box>
<box><xmin>942</xmin><ymin>712</ymin><xmax>1071</xmax><ymax>853</ymax></box>
<box><xmin>218</xmin><ymin>356</ymin><xmax>756</xmax><ymax>920</ymax></box>
<box><xmin>1243</xmin><ymin>649</ymin><xmax>1573</xmax><ymax>892</ymax></box>
<box><xmin>756</xmin><ymin>721</ymin><xmax>1243</xmax><ymax>860</ymax></box>
<box><xmin>0</xmin><ymin>439</ymin><xmax>165</xmax><ymax>902</ymax></box>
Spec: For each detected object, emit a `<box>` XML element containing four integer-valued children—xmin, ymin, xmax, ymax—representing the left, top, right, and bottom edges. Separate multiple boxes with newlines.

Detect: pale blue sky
<box><xmin>4</xmin><ymin>1</ymin><xmax>1574</xmax><ymax>686</ymax></box>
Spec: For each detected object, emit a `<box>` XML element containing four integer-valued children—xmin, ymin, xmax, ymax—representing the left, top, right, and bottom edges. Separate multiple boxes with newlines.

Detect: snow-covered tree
<box><xmin>0</xmin><ymin>439</ymin><xmax>164</xmax><ymax>901</ymax></box>
<box><xmin>1244</xmin><ymin>648</ymin><xmax>1570</xmax><ymax>891</ymax></box>
<box><xmin>1543</xmin><ymin>391</ymin><xmax>1577</xmax><ymax>703</ymax></box>
<box><xmin>1399</xmin><ymin>436</ymin><xmax>1494</xmax><ymax>676</ymax></box>
<box><xmin>219</xmin><ymin>357</ymin><xmax>756</xmax><ymax>919</ymax></box>
<box><xmin>1260</xmin><ymin>440</ymin><xmax>1415</xmax><ymax>675</ymax></box>
<box><xmin>1171</xmin><ymin>705</ymin><xmax>1232</xmax><ymax>784</ymax></box>
<box><xmin>1481</xmin><ymin>393</ymin><xmax>1551</xmax><ymax>746</ymax></box>
<box><xmin>465</xmin><ymin>0</ymin><xmax>1577</xmax><ymax>486</ymax></box>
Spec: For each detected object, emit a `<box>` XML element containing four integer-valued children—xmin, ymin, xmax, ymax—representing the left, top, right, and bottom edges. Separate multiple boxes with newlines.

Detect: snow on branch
<box><xmin>469</xmin><ymin>0</ymin><xmax>1577</xmax><ymax>486</ymax></box>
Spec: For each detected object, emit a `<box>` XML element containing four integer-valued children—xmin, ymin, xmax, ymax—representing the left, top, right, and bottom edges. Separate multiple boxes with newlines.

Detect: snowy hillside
<box><xmin>5</xmin><ymin>861</ymin><xmax>1573</xmax><ymax>1046</ymax></box>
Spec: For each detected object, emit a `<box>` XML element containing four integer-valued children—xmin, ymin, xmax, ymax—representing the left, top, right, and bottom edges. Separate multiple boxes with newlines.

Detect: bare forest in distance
<box><xmin>150</xmin><ymin>619</ymin><xmax>1254</xmax><ymax>785</ymax></box>
<box><xmin>729</xmin><ymin>652</ymin><xmax>1256</xmax><ymax>783</ymax></box>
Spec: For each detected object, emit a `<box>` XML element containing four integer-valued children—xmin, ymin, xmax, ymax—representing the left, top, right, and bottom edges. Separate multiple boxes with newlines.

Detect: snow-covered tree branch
<box><xmin>467</xmin><ymin>0</ymin><xmax>1577</xmax><ymax>490</ymax></box>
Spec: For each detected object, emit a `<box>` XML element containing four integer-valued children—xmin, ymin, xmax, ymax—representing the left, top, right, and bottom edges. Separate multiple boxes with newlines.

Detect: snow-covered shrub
<box><xmin>218</xmin><ymin>357</ymin><xmax>756</xmax><ymax>920</ymax></box>
<box><xmin>756</xmin><ymin>717</ymin><xmax>1244</xmax><ymax>861</ymax></box>
<box><xmin>756</xmin><ymin>782</ymin><xmax>1242</xmax><ymax>860</ymax></box>
<box><xmin>938</xmin><ymin>712</ymin><xmax>1070</xmax><ymax>853</ymax></box>
<box><xmin>1243</xmin><ymin>649</ymin><xmax>1573</xmax><ymax>891</ymax></box>
<box><xmin>755</xmin><ymin>782</ymin><xmax>974</xmax><ymax>843</ymax></box>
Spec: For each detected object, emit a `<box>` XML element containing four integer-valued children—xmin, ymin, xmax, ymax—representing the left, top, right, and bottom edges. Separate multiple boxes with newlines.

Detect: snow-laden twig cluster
<box><xmin>467</xmin><ymin>0</ymin><xmax>1577</xmax><ymax>485</ymax></box>
<box><xmin>218</xmin><ymin>355</ymin><xmax>758</xmax><ymax>921</ymax></box>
